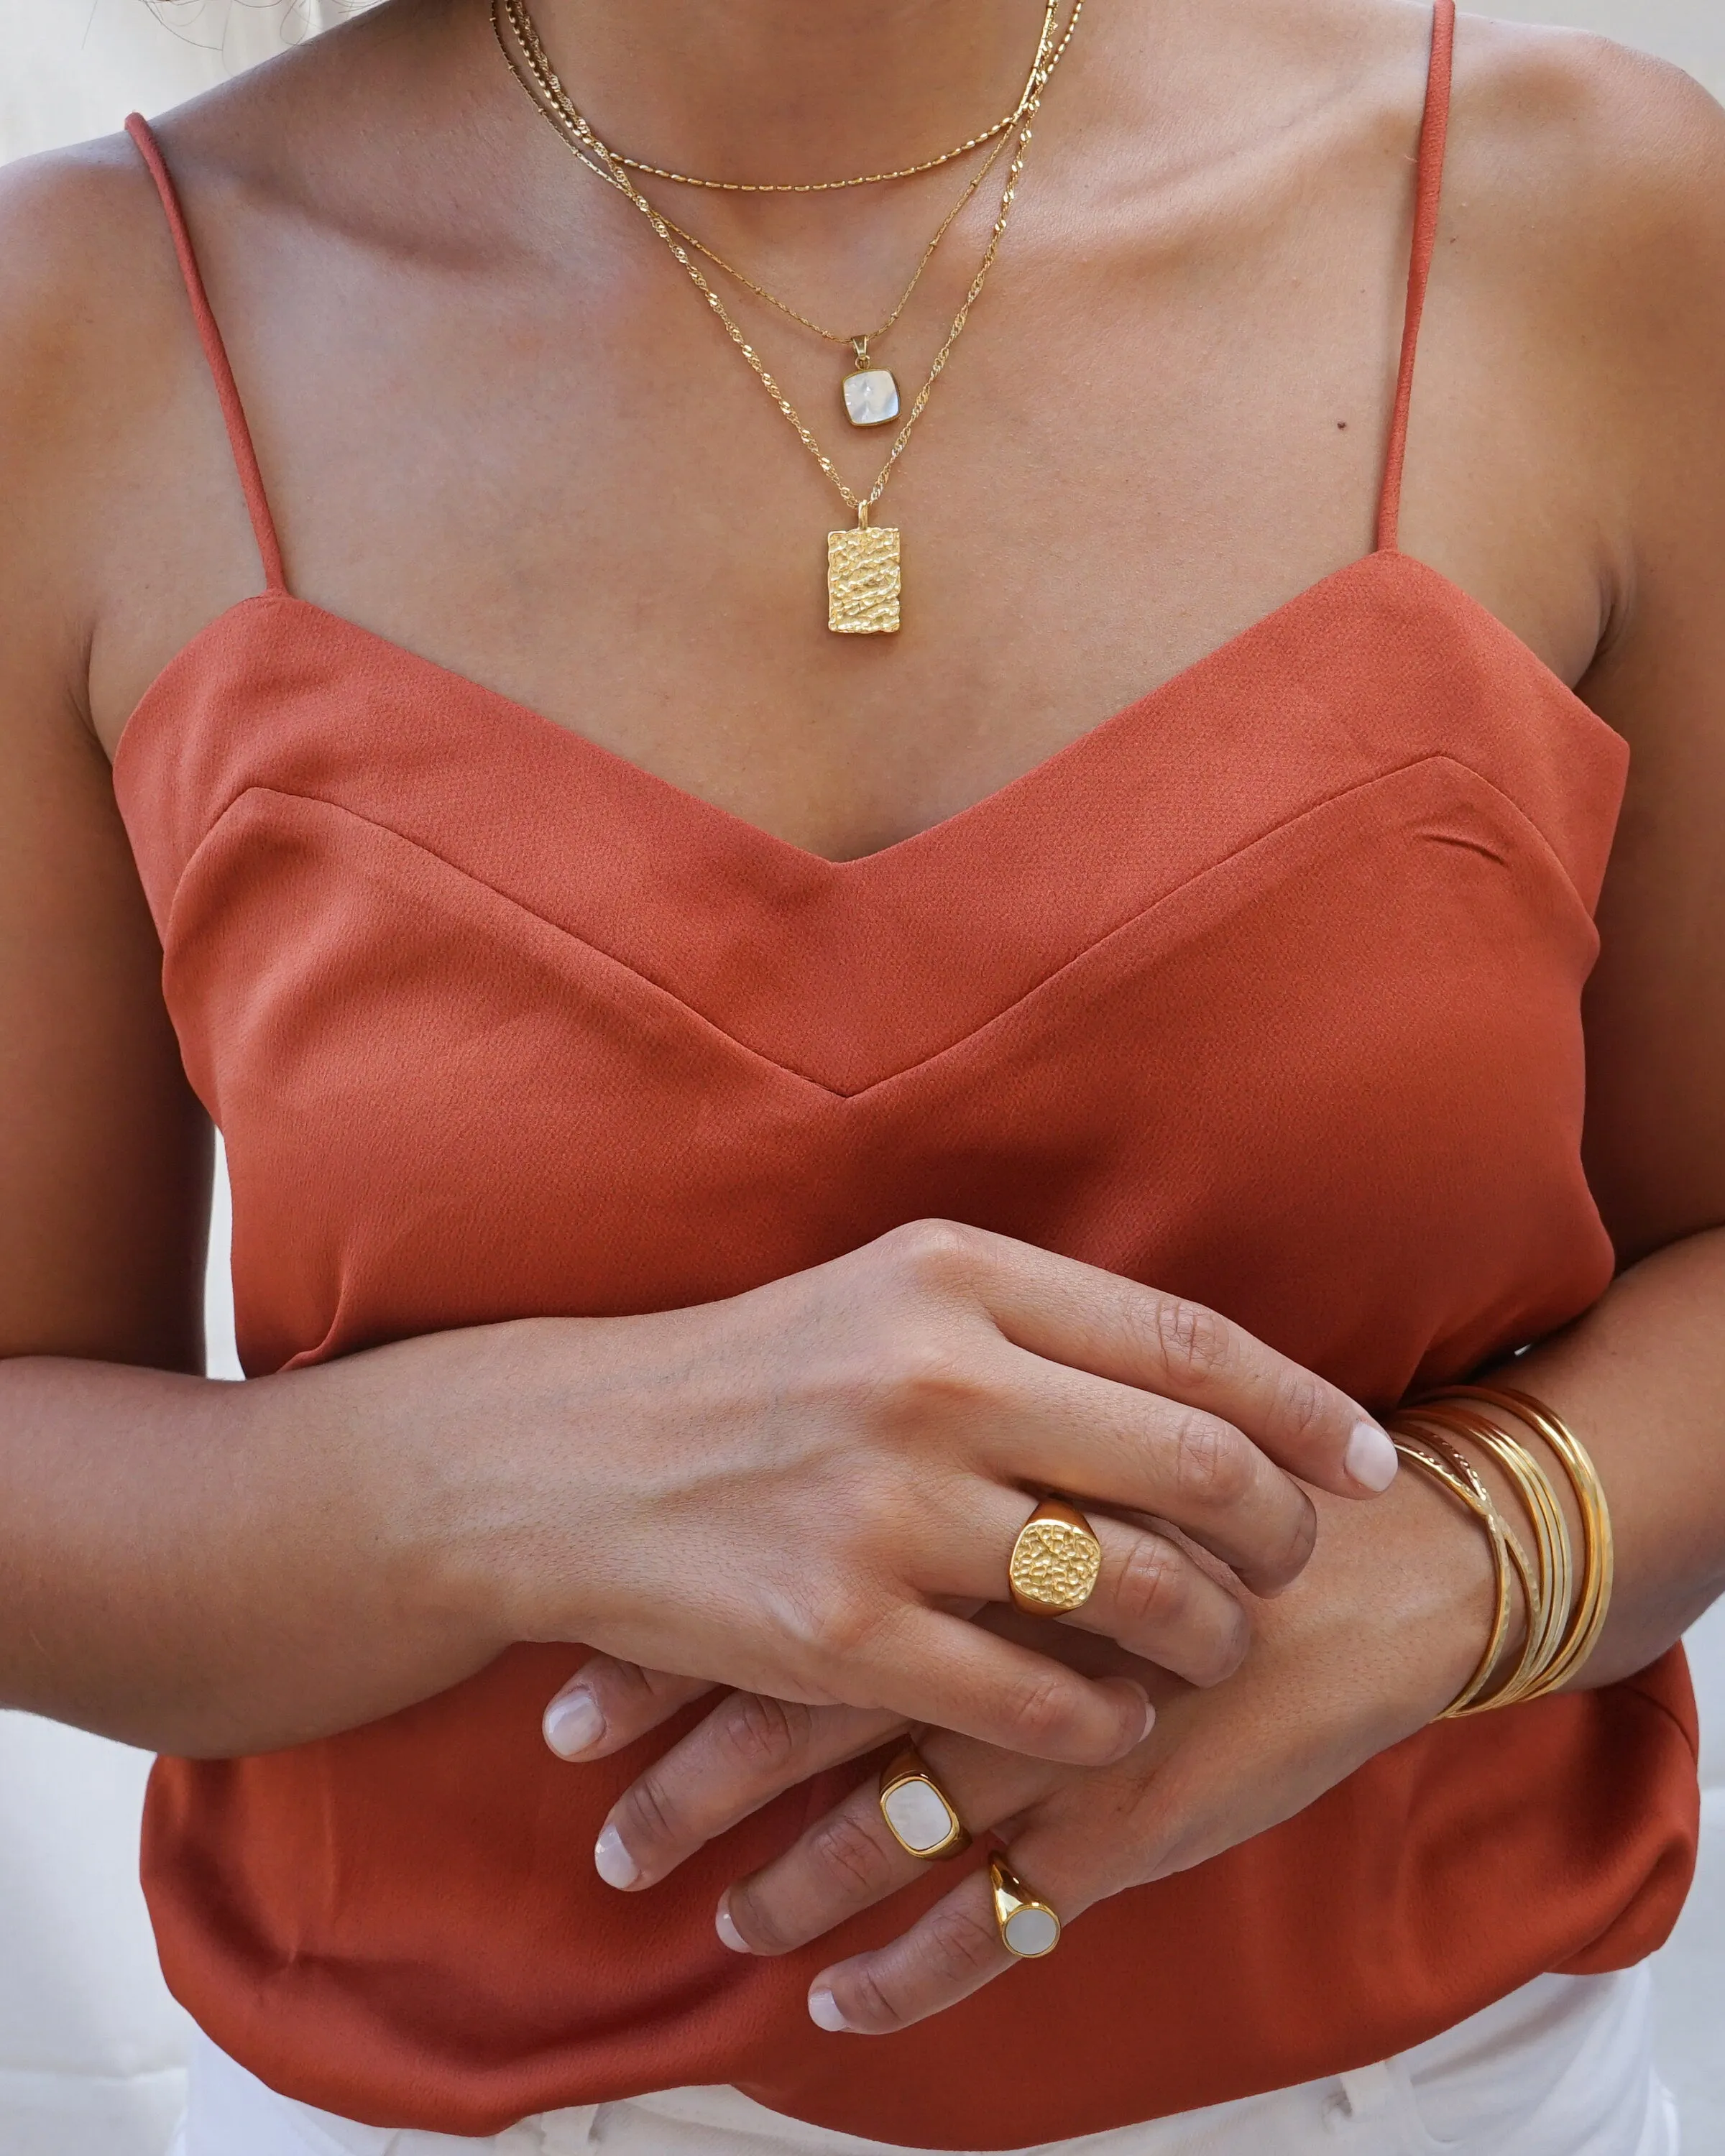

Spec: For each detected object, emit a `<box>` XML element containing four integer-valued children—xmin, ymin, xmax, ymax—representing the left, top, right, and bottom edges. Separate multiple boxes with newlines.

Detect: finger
<box><xmin>972</xmin><ymin>1367</ymin><xmax>1318</xmax><ymax>1595</ymax></box>
<box><xmin>543</xmin><ymin>1659</ymin><xmax>715</xmax><ymax>1761</ymax></box>
<box><xmin>1059</xmin><ymin>1512</ymin><xmax>1251</xmax><ymax>1684</ymax></box>
<box><xmin>847</xmin><ymin>1606</ymin><xmax>1152</xmax><ymax>1767</ymax></box>
<box><xmin>809</xmin><ymin>1821</ymin><xmax>1120</xmax><ymax>2036</ymax></box>
<box><xmin>808</xmin><ymin>1869</ymin><xmax>1012</xmax><ymax>2034</ymax></box>
<box><xmin>965</xmin><ymin>1236</ymin><xmax>1397</xmax><ymax>1499</ymax></box>
<box><xmin>594</xmin><ymin>1693</ymin><xmax>905</xmax><ymax>1891</ymax></box>
<box><xmin>718</xmin><ymin>1728</ymin><xmax>1059</xmax><ymax>1958</ymax></box>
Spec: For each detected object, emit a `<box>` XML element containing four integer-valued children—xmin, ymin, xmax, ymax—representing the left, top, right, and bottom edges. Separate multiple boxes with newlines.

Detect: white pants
<box><xmin>172</xmin><ymin>1964</ymin><xmax>1678</xmax><ymax>2156</ymax></box>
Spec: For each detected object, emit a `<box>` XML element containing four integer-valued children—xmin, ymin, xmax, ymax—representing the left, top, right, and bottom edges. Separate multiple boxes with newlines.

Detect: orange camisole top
<box><xmin>116</xmin><ymin>8</ymin><xmax>1697</xmax><ymax>2144</ymax></box>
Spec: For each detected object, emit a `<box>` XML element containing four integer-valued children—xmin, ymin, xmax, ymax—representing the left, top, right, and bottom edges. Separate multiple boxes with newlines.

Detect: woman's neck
<box><xmin>518</xmin><ymin>0</ymin><xmax>1054</xmax><ymax>183</ymax></box>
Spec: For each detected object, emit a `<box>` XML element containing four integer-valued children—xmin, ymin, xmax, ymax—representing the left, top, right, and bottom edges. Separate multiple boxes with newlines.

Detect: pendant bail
<box><xmin>851</xmin><ymin>336</ymin><xmax>870</xmax><ymax>371</ymax></box>
<box><xmin>857</xmin><ymin>500</ymin><xmax>870</xmax><ymax>528</ymax></box>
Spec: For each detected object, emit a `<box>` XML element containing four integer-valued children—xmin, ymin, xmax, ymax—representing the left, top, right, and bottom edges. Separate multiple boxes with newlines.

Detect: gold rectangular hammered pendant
<box><xmin>827</xmin><ymin>522</ymin><xmax>901</xmax><ymax>635</ymax></box>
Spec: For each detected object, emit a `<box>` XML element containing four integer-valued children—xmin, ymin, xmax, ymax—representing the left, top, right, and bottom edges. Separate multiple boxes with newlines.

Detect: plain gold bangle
<box><xmin>1437</xmin><ymin>1386</ymin><xmax>1614</xmax><ymax>1697</ymax></box>
<box><xmin>1391</xmin><ymin>1382</ymin><xmax>1611</xmax><ymax>1715</ymax></box>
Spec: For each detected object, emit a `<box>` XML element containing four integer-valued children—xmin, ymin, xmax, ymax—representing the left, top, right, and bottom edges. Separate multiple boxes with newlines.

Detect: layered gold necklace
<box><xmin>492</xmin><ymin>0</ymin><xmax>1082</xmax><ymax>632</ymax></box>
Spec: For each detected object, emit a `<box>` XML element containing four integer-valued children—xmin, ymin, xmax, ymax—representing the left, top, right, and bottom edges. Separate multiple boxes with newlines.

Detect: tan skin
<box><xmin>1</xmin><ymin>0</ymin><xmax>1724</xmax><ymax>2059</ymax></box>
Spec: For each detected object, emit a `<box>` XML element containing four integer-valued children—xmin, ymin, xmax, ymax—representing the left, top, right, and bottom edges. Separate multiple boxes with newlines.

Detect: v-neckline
<box><xmin>113</xmin><ymin>549</ymin><xmax>1606</xmax><ymax>871</ymax></box>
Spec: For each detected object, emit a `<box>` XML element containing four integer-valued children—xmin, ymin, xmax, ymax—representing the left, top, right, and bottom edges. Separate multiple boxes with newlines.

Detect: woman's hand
<box><xmin>452</xmin><ymin>1218</ymin><xmax>1394</xmax><ymax>1771</ymax></box>
<box><xmin>0</xmin><ymin>1214</ymin><xmax>1389</xmax><ymax>1761</ymax></box>
<box><xmin>556</xmin><ymin>1465</ymin><xmax>1494</xmax><ymax>2023</ymax></box>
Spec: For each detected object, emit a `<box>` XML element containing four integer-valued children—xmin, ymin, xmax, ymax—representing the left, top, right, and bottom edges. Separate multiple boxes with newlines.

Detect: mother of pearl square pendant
<box><xmin>842</xmin><ymin>367</ymin><xmax>901</xmax><ymax>427</ymax></box>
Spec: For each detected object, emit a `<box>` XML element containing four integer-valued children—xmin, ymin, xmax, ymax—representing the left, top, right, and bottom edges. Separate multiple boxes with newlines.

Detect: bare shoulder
<box><xmin>0</xmin><ymin>82</ymin><xmax>313</xmax><ymax>740</ymax></box>
<box><xmin>0</xmin><ymin>0</ymin><xmax>418</xmax><ymax>558</ymax></box>
<box><xmin>0</xmin><ymin>133</ymin><xmax>180</xmax><ymax>504</ymax></box>
<box><xmin>0</xmin><ymin>134</ymin><xmax>193</xmax><ymax>748</ymax></box>
<box><xmin>1443</xmin><ymin>13</ymin><xmax>1725</xmax><ymax>329</ymax></box>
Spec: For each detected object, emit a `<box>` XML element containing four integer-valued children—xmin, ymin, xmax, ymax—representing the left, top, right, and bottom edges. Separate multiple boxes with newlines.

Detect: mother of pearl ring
<box><xmin>1008</xmin><ymin>1496</ymin><xmax>1103</xmax><ymax>1616</ymax></box>
<box><xmin>878</xmin><ymin>1745</ymin><xmax>972</xmax><ymax>1860</ymax></box>
<box><xmin>990</xmin><ymin>1853</ymin><xmax>1062</xmax><ymax>1958</ymax></box>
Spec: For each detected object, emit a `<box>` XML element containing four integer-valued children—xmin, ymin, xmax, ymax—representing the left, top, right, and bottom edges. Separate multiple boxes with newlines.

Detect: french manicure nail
<box><xmin>594</xmin><ymin>1823</ymin><xmax>640</xmax><ymax>1889</ymax></box>
<box><xmin>1131</xmin><ymin>1684</ymin><xmax>1156</xmax><ymax>1743</ymax></box>
<box><xmin>1346</xmin><ymin>1421</ymin><xmax>1399</xmax><ymax>1493</ymax></box>
<box><xmin>808</xmin><ymin>1986</ymin><xmax>852</xmax><ymax>2033</ymax></box>
<box><xmin>715</xmin><ymin>1898</ymin><xmax>750</xmax><ymax>1953</ymax></box>
<box><xmin>543</xmin><ymin>1687</ymin><xmax>604</xmax><ymax>1759</ymax></box>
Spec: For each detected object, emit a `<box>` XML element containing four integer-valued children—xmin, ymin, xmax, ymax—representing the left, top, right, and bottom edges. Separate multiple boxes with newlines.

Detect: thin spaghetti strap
<box><xmin>124</xmin><ymin>114</ymin><xmax>288</xmax><ymax>592</ymax></box>
<box><xmin>1376</xmin><ymin>0</ymin><xmax>1455</xmax><ymax>554</ymax></box>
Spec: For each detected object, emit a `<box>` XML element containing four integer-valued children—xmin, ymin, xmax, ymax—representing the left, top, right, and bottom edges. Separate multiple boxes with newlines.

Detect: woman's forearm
<box><xmin>0</xmin><ymin>1227</ymin><xmax>1390</xmax><ymax>1770</ymax></box>
<box><xmin>1498</xmin><ymin>1224</ymin><xmax>1725</xmax><ymax>1690</ymax></box>
<box><xmin>0</xmin><ymin>1335</ymin><xmax>513</xmax><ymax>1756</ymax></box>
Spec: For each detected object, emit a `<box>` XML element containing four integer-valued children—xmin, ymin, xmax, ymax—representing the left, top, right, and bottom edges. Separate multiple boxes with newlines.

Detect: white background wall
<box><xmin>1</xmin><ymin>4</ymin><xmax>1722</xmax><ymax>2152</ymax></box>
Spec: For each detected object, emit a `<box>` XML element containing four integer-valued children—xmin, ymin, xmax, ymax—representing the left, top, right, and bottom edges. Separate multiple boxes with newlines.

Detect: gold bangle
<box><xmin>1390</xmin><ymin>1439</ymin><xmax>1515</xmax><ymax>1717</ymax></box>
<box><xmin>1432</xmin><ymin>1386</ymin><xmax>1614</xmax><ymax>1696</ymax></box>
<box><xmin>1397</xmin><ymin>1418</ymin><xmax>1547</xmax><ymax>1710</ymax></box>
<box><xmin>1406</xmin><ymin>1406</ymin><xmax>1570</xmax><ymax>1707</ymax></box>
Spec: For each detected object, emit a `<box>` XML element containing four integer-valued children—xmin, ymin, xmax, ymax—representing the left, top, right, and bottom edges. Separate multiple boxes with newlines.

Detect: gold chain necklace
<box><xmin>500</xmin><ymin>0</ymin><xmax>1067</xmax><ymax>430</ymax></box>
<box><xmin>553</xmin><ymin>6</ymin><xmax>1083</xmax><ymax>195</ymax></box>
<box><xmin>492</xmin><ymin>0</ymin><xmax>1077</xmax><ymax>633</ymax></box>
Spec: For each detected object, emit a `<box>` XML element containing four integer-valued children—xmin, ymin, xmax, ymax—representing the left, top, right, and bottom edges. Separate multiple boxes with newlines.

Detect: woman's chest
<box><xmin>116</xmin><ymin>560</ymin><xmax>1625</xmax><ymax>1390</ymax></box>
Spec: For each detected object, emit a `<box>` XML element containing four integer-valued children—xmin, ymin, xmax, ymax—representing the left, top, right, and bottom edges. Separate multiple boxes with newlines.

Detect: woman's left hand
<box><xmin>548</xmin><ymin>1465</ymin><xmax>1504</xmax><ymax>2032</ymax></box>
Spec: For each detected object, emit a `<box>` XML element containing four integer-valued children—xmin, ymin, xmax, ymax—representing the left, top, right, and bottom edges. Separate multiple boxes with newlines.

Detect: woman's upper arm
<box><xmin>1568</xmin><ymin>59</ymin><xmax>1725</xmax><ymax>1262</ymax></box>
<box><xmin>0</xmin><ymin>147</ymin><xmax>210</xmax><ymax>1370</ymax></box>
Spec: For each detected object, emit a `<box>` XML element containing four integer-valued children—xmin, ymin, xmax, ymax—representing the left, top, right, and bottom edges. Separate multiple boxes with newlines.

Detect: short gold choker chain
<box><xmin>491</xmin><ymin>0</ymin><xmax>1082</xmax><ymax>631</ymax></box>
<box><xmin>502</xmin><ymin>0</ymin><xmax>1032</xmax><ymax>358</ymax></box>
<box><xmin>546</xmin><ymin>6</ymin><xmax>1082</xmax><ymax>194</ymax></box>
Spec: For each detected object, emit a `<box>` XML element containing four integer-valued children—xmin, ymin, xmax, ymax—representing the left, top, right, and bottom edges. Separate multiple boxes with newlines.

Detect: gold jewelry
<box><xmin>1388</xmin><ymin>1383</ymin><xmax>1614</xmax><ymax>1717</ymax></box>
<box><xmin>533</xmin><ymin>6</ymin><xmax>1083</xmax><ymax>194</ymax></box>
<box><xmin>878</xmin><ymin>1745</ymin><xmax>971</xmax><ymax>1860</ymax></box>
<box><xmin>492</xmin><ymin>0</ymin><xmax>1077</xmax><ymax>632</ymax></box>
<box><xmin>989</xmin><ymin>1853</ymin><xmax>1061</xmax><ymax>1958</ymax></box>
<box><xmin>1390</xmin><ymin>1439</ymin><xmax>1516</xmax><ymax>1717</ymax></box>
<box><xmin>1008</xmin><ymin>1497</ymin><xmax>1103</xmax><ymax>1616</ymax></box>
<box><xmin>505</xmin><ymin>0</ymin><xmax>1047</xmax><ymax>427</ymax></box>
<box><xmin>1407</xmin><ymin>1405</ymin><xmax>1568</xmax><ymax>1707</ymax></box>
<box><xmin>1438</xmin><ymin>1386</ymin><xmax>1614</xmax><ymax>1697</ymax></box>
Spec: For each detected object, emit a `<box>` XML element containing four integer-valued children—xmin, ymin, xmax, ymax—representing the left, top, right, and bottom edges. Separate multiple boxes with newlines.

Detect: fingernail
<box><xmin>594</xmin><ymin>1823</ymin><xmax>640</xmax><ymax>1889</ymax></box>
<box><xmin>715</xmin><ymin>1897</ymin><xmax>750</xmax><ymax>1953</ymax></box>
<box><xmin>543</xmin><ymin>1687</ymin><xmax>604</xmax><ymax>1759</ymax></box>
<box><xmin>1130</xmin><ymin>1683</ymin><xmax>1156</xmax><ymax>1743</ymax></box>
<box><xmin>1346</xmin><ymin>1421</ymin><xmax>1399</xmax><ymax>1493</ymax></box>
<box><xmin>808</xmin><ymin>1986</ymin><xmax>852</xmax><ymax>2033</ymax></box>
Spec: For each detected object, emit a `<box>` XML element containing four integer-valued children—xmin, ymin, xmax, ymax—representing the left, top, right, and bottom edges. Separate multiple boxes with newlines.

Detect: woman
<box><xmin>1</xmin><ymin>0</ymin><xmax>1721</xmax><ymax>2149</ymax></box>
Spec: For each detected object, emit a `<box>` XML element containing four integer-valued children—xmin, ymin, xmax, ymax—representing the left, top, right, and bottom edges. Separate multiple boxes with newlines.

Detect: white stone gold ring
<box><xmin>878</xmin><ymin>1745</ymin><xmax>972</xmax><ymax>1861</ymax></box>
<box><xmin>1008</xmin><ymin>1496</ymin><xmax>1103</xmax><ymax>1616</ymax></box>
<box><xmin>990</xmin><ymin>1853</ymin><xmax>1062</xmax><ymax>1959</ymax></box>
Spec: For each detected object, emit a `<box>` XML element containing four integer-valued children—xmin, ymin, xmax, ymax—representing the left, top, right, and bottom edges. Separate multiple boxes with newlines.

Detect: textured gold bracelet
<box><xmin>1406</xmin><ymin>1405</ymin><xmax>1569</xmax><ymax>1708</ymax></box>
<box><xmin>1397</xmin><ymin>1416</ymin><xmax>1547</xmax><ymax>1710</ymax></box>
<box><xmin>1390</xmin><ymin>1439</ymin><xmax>1516</xmax><ymax>1717</ymax></box>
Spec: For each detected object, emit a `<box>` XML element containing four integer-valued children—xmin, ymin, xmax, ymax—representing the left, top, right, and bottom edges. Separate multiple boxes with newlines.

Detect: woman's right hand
<box><xmin>426</xmin><ymin>1220</ymin><xmax>1397</xmax><ymax>1768</ymax></box>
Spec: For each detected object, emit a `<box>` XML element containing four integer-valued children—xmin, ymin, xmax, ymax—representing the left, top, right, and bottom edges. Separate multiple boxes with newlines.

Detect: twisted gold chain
<box><xmin>500</xmin><ymin>0</ymin><xmax>1069</xmax><ymax>354</ymax></box>
<box><xmin>672</xmin><ymin>126</ymin><xmax>1013</xmax><ymax>349</ymax></box>
<box><xmin>548</xmin><ymin>5</ymin><xmax>1083</xmax><ymax>194</ymax></box>
<box><xmin>502</xmin><ymin>0</ymin><xmax>1027</xmax><ymax>351</ymax></box>
<box><xmin>492</xmin><ymin>0</ymin><xmax>1078</xmax><ymax>518</ymax></box>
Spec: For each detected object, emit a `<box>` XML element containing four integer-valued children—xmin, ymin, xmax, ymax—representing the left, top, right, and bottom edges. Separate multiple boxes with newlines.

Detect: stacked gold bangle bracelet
<box><xmin>1389</xmin><ymin>1384</ymin><xmax>1614</xmax><ymax>1718</ymax></box>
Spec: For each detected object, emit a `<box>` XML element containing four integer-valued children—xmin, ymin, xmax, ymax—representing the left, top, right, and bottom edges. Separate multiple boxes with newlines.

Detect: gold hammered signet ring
<box><xmin>1008</xmin><ymin>1496</ymin><xmax>1103</xmax><ymax>1616</ymax></box>
<box><xmin>878</xmin><ymin>1745</ymin><xmax>972</xmax><ymax>1861</ymax></box>
<box><xmin>989</xmin><ymin>1853</ymin><xmax>1062</xmax><ymax>1958</ymax></box>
